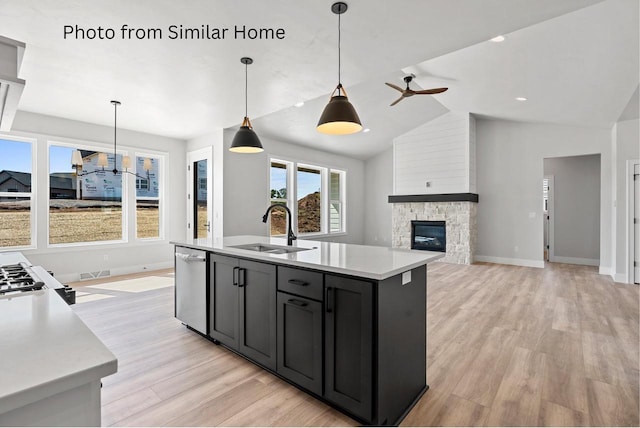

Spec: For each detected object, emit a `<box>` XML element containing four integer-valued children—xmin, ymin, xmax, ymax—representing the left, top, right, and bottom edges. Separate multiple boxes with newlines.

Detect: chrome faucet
<box><xmin>262</xmin><ymin>203</ymin><xmax>297</xmax><ymax>246</ymax></box>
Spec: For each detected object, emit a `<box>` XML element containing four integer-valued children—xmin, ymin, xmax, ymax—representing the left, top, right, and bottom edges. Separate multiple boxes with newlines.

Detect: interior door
<box><xmin>635</xmin><ymin>163</ymin><xmax>639</xmax><ymax>284</ymax></box>
<box><xmin>187</xmin><ymin>148</ymin><xmax>213</xmax><ymax>239</ymax></box>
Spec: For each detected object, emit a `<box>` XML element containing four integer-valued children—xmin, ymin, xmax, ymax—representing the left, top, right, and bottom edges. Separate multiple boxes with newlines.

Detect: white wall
<box><xmin>363</xmin><ymin>147</ymin><xmax>393</xmax><ymax>246</ymax></box>
<box><xmin>393</xmin><ymin>112</ymin><xmax>475</xmax><ymax>194</ymax></box>
<box><xmin>544</xmin><ymin>154</ymin><xmax>601</xmax><ymax>265</ymax></box>
<box><xmin>8</xmin><ymin>111</ymin><xmax>187</xmax><ymax>282</ymax></box>
<box><xmin>214</xmin><ymin>130</ymin><xmax>365</xmax><ymax>244</ymax></box>
<box><xmin>186</xmin><ymin>130</ymin><xmax>225</xmax><ymax>240</ymax></box>
<box><xmin>475</xmin><ymin>119</ymin><xmax>612</xmax><ymax>270</ymax></box>
<box><xmin>613</xmin><ymin>118</ymin><xmax>639</xmax><ymax>282</ymax></box>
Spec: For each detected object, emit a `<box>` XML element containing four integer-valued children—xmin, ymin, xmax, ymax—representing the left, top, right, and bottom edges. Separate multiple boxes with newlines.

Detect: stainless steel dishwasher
<box><xmin>175</xmin><ymin>246</ymin><xmax>207</xmax><ymax>334</ymax></box>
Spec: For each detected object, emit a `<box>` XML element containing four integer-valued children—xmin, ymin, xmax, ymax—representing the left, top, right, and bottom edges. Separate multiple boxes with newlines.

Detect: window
<box><xmin>0</xmin><ymin>137</ymin><xmax>34</xmax><ymax>248</ymax></box>
<box><xmin>297</xmin><ymin>165</ymin><xmax>321</xmax><ymax>233</ymax></box>
<box><xmin>330</xmin><ymin>170</ymin><xmax>345</xmax><ymax>233</ymax></box>
<box><xmin>269</xmin><ymin>158</ymin><xmax>345</xmax><ymax>236</ymax></box>
<box><xmin>269</xmin><ymin>161</ymin><xmax>290</xmax><ymax>235</ymax></box>
<box><xmin>135</xmin><ymin>156</ymin><xmax>161</xmax><ymax>239</ymax></box>
<box><xmin>49</xmin><ymin>144</ymin><xmax>124</xmax><ymax>244</ymax></box>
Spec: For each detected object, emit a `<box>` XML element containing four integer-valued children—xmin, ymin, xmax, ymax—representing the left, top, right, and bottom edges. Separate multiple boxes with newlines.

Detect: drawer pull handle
<box><xmin>288</xmin><ymin>298</ymin><xmax>308</xmax><ymax>307</ymax></box>
<box><xmin>288</xmin><ymin>279</ymin><xmax>309</xmax><ymax>287</ymax></box>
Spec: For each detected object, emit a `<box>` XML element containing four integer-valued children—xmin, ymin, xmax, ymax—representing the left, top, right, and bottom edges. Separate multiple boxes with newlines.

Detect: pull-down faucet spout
<box><xmin>262</xmin><ymin>204</ymin><xmax>297</xmax><ymax>246</ymax></box>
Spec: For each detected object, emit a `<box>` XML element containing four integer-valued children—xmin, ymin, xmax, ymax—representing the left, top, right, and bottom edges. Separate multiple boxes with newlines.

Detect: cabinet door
<box><xmin>277</xmin><ymin>292</ymin><xmax>323</xmax><ymax>395</ymax></box>
<box><xmin>238</xmin><ymin>259</ymin><xmax>277</xmax><ymax>370</ymax></box>
<box><xmin>324</xmin><ymin>275</ymin><xmax>373</xmax><ymax>422</ymax></box>
<box><xmin>209</xmin><ymin>254</ymin><xmax>239</xmax><ymax>349</ymax></box>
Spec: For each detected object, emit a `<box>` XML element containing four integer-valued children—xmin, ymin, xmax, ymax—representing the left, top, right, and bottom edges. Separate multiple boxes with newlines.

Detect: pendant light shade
<box><xmin>317</xmin><ymin>2</ymin><xmax>362</xmax><ymax>135</ymax></box>
<box><xmin>230</xmin><ymin>57</ymin><xmax>264</xmax><ymax>153</ymax></box>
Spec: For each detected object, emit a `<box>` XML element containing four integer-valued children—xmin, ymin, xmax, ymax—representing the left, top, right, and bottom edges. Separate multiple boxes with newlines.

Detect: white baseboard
<box><xmin>613</xmin><ymin>272</ymin><xmax>629</xmax><ymax>284</ymax></box>
<box><xmin>598</xmin><ymin>266</ymin><xmax>613</xmax><ymax>276</ymax></box>
<box><xmin>56</xmin><ymin>261</ymin><xmax>174</xmax><ymax>284</ymax></box>
<box><xmin>551</xmin><ymin>256</ymin><xmax>599</xmax><ymax>266</ymax></box>
<box><xmin>474</xmin><ymin>255</ymin><xmax>544</xmax><ymax>268</ymax></box>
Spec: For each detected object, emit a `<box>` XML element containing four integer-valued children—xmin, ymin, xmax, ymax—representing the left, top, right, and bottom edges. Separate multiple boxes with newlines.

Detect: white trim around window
<box><xmin>268</xmin><ymin>155</ymin><xmax>347</xmax><ymax>238</ymax></box>
<box><xmin>0</xmin><ymin>134</ymin><xmax>37</xmax><ymax>251</ymax></box>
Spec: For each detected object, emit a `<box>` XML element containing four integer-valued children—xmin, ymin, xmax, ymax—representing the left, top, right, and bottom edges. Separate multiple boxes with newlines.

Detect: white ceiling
<box><xmin>1</xmin><ymin>0</ymin><xmax>637</xmax><ymax>159</ymax></box>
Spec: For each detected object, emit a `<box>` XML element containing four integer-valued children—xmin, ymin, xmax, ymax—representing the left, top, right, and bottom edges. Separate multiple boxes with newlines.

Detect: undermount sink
<box><xmin>229</xmin><ymin>243</ymin><xmax>314</xmax><ymax>254</ymax></box>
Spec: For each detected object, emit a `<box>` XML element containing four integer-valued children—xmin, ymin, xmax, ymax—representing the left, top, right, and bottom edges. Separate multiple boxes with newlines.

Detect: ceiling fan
<box><xmin>385</xmin><ymin>74</ymin><xmax>448</xmax><ymax>106</ymax></box>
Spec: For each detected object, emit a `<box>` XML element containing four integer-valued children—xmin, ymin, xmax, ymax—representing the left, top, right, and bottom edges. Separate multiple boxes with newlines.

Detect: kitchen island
<box><xmin>172</xmin><ymin>235</ymin><xmax>443</xmax><ymax>425</ymax></box>
<box><xmin>0</xmin><ymin>257</ymin><xmax>117</xmax><ymax>427</ymax></box>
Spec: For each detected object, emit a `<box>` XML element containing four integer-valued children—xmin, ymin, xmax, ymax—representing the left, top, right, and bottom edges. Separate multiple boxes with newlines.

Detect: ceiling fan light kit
<box><xmin>317</xmin><ymin>2</ymin><xmax>363</xmax><ymax>135</ymax></box>
<box><xmin>230</xmin><ymin>57</ymin><xmax>264</xmax><ymax>153</ymax></box>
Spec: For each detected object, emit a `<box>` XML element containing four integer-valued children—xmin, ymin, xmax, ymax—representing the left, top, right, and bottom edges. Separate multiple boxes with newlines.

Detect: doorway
<box><xmin>187</xmin><ymin>148</ymin><xmax>213</xmax><ymax>239</ymax></box>
<box><xmin>543</xmin><ymin>154</ymin><xmax>601</xmax><ymax>266</ymax></box>
<box><xmin>631</xmin><ymin>161</ymin><xmax>639</xmax><ymax>284</ymax></box>
<box><xmin>543</xmin><ymin>175</ymin><xmax>554</xmax><ymax>262</ymax></box>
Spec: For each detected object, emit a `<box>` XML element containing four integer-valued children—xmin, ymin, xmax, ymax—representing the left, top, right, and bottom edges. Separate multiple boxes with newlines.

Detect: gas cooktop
<box><xmin>0</xmin><ymin>263</ymin><xmax>46</xmax><ymax>295</ymax></box>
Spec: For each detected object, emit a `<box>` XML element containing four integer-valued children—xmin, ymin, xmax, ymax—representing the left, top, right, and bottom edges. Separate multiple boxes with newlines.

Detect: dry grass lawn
<box><xmin>0</xmin><ymin>207</ymin><xmax>160</xmax><ymax>246</ymax></box>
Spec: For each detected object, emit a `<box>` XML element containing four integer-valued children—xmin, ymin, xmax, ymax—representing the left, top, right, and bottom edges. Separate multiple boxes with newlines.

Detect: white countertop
<box><xmin>0</xmin><ymin>289</ymin><xmax>117</xmax><ymax>415</ymax></box>
<box><xmin>0</xmin><ymin>251</ymin><xmax>30</xmax><ymax>266</ymax></box>
<box><xmin>172</xmin><ymin>235</ymin><xmax>444</xmax><ymax>280</ymax></box>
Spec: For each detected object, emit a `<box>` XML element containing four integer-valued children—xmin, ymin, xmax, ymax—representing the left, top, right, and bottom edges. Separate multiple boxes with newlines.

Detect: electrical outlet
<box><xmin>425</xmin><ymin>181</ymin><xmax>431</xmax><ymax>188</ymax></box>
<box><xmin>103</xmin><ymin>254</ymin><xmax>109</xmax><ymax>261</ymax></box>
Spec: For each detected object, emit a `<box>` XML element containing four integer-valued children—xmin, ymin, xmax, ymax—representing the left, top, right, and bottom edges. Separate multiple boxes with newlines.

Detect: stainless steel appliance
<box><xmin>175</xmin><ymin>247</ymin><xmax>207</xmax><ymax>334</ymax></box>
<box><xmin>0</xmin><ymin>261</ymin><xmax>75</xmax><ymax>304</ymax></box>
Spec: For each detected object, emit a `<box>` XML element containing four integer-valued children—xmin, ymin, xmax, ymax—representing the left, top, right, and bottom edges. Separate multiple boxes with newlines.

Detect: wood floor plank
<box><xmin>582</xmin><ymin>330</ymin><xmax>629</xmax><ymax>387</ymax></box>
<box><xmin>452</xmin><ymin>327</ymin><xmax>518</xmax><ymax>407</ymax></box>
<box><xmin>552</xmin><ymin>297</ymin><xmax>581</xmax><ymax>333</ymax></box>
<box><xmin>429</xmin><ymin>394</ymin><xmax>489</xmax><ymax>427</ymax></box>
<box><xmin>587</xmin><ymin>378</ymin><xmax>640</xmax><ymax>427</ymax></box>
<box><xmin>485</xmin><ymin>347</ymin><xmax>546</xmax><ymax>426</ymax></box>
<box><xmin>538</xmin><ymin>400</ymin><xmax>589</xmax><ymax>427</ymax></box>
<box><xmin>541</xmin><ymin>352</ymin><xmax>589</xmax><ymax>414</ymax></box>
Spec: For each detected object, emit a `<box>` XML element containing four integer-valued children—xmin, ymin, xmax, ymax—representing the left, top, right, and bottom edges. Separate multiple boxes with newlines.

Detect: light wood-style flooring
<box><xmin>70</xmin><ymin>262</ymin><xmax>639</xmax><ymax>426</ymax></box>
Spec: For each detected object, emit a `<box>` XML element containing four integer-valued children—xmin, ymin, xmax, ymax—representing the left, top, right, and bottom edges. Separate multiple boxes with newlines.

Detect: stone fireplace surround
<box><xmin>389</xmin><ymin>194</ymin><xmax>478</xmax><ymax>265</ymax></box>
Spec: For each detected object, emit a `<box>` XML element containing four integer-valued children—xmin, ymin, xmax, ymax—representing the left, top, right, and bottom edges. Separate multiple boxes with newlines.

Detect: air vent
<box><xmin>79</xmin><ymin>270</ymin><xmax>111</xmax><ymax>280</ymax></box>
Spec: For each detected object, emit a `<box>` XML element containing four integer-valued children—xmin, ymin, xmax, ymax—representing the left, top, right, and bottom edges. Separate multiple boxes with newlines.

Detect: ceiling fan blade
<box><xmin>390</xmin><ymin>96</ymin><xmax>405</xmax><ymax>106</ymax></box>
<box><xmin>385</xmin><ymin>82</ymin><xmax>405</xmax><ymax>93</ymax></box>
<box><xmin>413</xmin><ymin>87</ymin><xmax>448</xmax><ymax>95</ymax></box>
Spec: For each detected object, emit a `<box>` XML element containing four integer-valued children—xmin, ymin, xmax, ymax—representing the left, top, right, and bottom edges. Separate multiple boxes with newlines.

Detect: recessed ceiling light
<box><xmin>362</xmin><ymin>128</ymin><xmax>370</xmax><ymax>133</ymax></box>
<box><xmin>490</xmin><ymin>35</ymin><xmax>506</xmax><ymax>42</ymax></box>
<box><xmin>294</xmin><ymin>101</ymin><xmax>305</xmax><ymax>108</ymax></box>
<box><xmin>515</xmin><ymin>97</ymin><xmax>527</xmax><ymax>101</ymax></box>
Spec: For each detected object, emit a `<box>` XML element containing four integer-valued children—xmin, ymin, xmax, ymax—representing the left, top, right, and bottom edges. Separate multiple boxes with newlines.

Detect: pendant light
<box><xmin>71</xmin><ymin>100</ymin><xmax>152</xmax><ymax>183</ymax></box>
<box><xmin>317</xmin><ymin>2</ymin><xmax>362</xmax><ymax>135</ymax></box>
<box><xmin>230</xmin><ymin>57</ymin><xmax>264</xmax><ymax>153</ymax></box>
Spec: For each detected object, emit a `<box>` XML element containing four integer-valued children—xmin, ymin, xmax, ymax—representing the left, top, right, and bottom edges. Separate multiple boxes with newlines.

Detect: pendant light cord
<box><xmin>245</xmin><ymin>61</ymin><xmax>248</xmax><ymax>118</ymax></box>
<box><xmin>338</xmin><ymin>10</ymin><xmax>341</xmax><ymax>87</ymax></box>
<box><xmin>113</xmin><ymin>102</ymin><xmax>118</xmax><ymax>172</ymax></box>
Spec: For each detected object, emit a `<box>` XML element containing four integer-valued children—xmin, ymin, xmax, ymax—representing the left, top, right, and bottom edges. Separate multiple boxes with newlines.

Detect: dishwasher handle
<box><xmin>175</xmin><ymin>252</ymin><xmax>206</xmax><ymax>262</ymax></box>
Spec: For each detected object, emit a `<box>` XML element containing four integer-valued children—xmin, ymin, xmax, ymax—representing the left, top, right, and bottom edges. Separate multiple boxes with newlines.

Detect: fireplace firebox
<box><xmin>411</xmin><ymin>220</ymin><xmax>446</xmax><ymax>252</ymax></box>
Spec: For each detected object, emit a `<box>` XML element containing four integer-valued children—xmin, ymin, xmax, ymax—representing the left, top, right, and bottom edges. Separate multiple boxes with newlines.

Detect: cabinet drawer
<box><xmin>277</xmin><ymin>266</ymin><xmax>323</xmax><ymax>301</ymax></box>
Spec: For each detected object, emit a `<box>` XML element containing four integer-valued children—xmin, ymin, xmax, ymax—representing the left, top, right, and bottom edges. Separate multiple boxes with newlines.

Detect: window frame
<box><xmin>269</xmin><ymin>156</ymin><xmax>347</xmax><ymax>238</ymax></box>
<box><xmin>134</xmin><ymin>152</ymin><xmax>165</xmax><ymax>241</ymax></box>
<box><xmin>47</xmin><ymin>140</ymin><xmax>129</xmax><ymax>248</ymax></box>
<box><xmin>0</xmin><ymin>134</ymin><xmax>37</xmax><ymax>250</ymax></box>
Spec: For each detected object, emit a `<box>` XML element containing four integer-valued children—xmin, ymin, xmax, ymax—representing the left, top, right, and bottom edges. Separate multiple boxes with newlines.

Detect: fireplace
<box><xmin>411</xmin><ymin>220</ymin><xmax>446</xmax><ymax>252</ymax></box>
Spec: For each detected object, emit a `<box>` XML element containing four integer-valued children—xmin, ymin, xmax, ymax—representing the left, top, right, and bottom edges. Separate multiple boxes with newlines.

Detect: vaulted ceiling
<box><xmin>0</xmin><ymin>0</ymin><xmax>637</xmax><ymax>159</ymax></box>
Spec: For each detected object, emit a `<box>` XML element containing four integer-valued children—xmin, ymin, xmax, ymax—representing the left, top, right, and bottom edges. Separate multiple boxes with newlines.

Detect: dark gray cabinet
<box><xmin>276</xmin><ymin>292</ymin><xmax>323</xmax><ymax>395</ymax></box>
<box><xmin>199</xmin><ymin>247</ymin><xmax>428</xmax><ymax>426</ymax></box>
<box><xmin>209</xmin><ymin>254</ymin><xmax>239</xmax><ymax>348</ymax></box>
<box><xmin>209</xmin><ymin>254</ymin><xmax>277</xmax><ymax>370</ymax></box>
<box><xmin>324</xmin><ymin>274</ymin><xmax>373</xmax><ymax>422</ymax></box>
